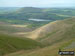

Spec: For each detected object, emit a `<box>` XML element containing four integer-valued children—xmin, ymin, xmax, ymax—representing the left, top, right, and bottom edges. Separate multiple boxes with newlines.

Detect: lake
<box><xmin>28</xmin><ymin>19</ymin><xmax>51</xmax><ymax>22</ymax></box>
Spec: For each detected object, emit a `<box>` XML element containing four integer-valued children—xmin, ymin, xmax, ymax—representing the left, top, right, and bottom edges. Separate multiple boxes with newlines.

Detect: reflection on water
<box><xmin>28</xmin><ymin>19</ymin><xmax>51</xmax><ymax>22</ymax></box>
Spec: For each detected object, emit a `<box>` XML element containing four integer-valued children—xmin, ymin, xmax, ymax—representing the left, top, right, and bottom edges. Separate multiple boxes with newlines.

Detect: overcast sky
<box><xmin>0</xmin><ymin>0</ymin><xmax>75</xmax><ymax>7</ymax></box>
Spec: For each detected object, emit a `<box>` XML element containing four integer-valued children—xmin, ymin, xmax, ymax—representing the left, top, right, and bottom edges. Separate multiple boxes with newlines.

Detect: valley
<box><xmin>0</xmin><ymin>7</ymin><xmax>75</xmax><ymax>56</ymax></box>
<box><xmin>6</xmin><ymin>18</ymin><xmax>75</xmax><ymax>56</ymax></box>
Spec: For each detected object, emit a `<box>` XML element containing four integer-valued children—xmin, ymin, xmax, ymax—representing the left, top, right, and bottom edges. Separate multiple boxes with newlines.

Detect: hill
<box><xmin>0</xmin><ymin>7</ymin><xmax>75</xmax><ymax>56</ymax></box>
<box><xmin>1</xmin><ymin>7</ymin><xmax>75</xmax><ymax>30</ymax></box>
<box><xmin>1</xmin><ymin>7</ymin><xmax>75</xmax><ymax>31</ymax></box>
<box><xmin>28</xmin><ymin>18</ymin><xmax>75</xmax><ymax>45</ymax></box>
<box><xmin>0</xmin><ymin>21</ymin><xmax>36</xmax><ymax>33</ymax></box>
<box><xmin>39</xmin><ymin>18</ymin><xmax>75</xmax><ymax>46</ymax></box>
<box><xmin>0</xmin><ymin>7</ymin><xmax>73</xmax><ymax>20</ymax></box>
<box><xmin>5</xmin><ymin>18</ymin><xmax>75</xmax><ymax>56</ymax></box>
<box><xmin>16</xmin><ymin>7</ymin><xmax>42</xmax><ymax>13</ymax></box>
<box><xmin>0</xmin><ymin>7</ymin><xmax>20</xmax><ymax>14</ymax></box>
<box><xmin>0</xmin><ymin>33</ymin><xmax>43</xmax><ymax>56</ymax></box>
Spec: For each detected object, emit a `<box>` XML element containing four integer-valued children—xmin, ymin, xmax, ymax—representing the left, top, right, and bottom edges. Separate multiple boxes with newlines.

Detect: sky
<box><xmin>0</xmin><ymin>0</ymin><xmax>75</xmax><ymax>8</ymax></box>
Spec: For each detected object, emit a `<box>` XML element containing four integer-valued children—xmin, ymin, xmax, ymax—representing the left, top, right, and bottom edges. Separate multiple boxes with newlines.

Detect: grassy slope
<box><xmin>18</xmin><ymin>40</ymin><xmax>75</xmax><ymax>56</ymax></box>
<box><xmin>0</xmin><ymin>33</ymin><xmax>43</xmax><ymax>56</ymax></box>
<box><xmin>0</xmin><ymin>21</ymin><xmax>40</xmax><ymax>34</ymax></box>
<box><xmin>28</xmin><ymin>18</ymin><xmax>75</xmax><ymax>43</ymax></box>
<box><xmin>14</xmin><ymin>18</ymin><xmax>75</xmax><ymax>56</ymax></box>
<box><xmin>37</xmin><ymin>18</ymin><xmax>75</xmax><ymax>45</ymax></box>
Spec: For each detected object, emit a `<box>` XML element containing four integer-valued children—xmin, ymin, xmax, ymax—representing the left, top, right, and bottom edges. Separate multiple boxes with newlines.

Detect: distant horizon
<box><xmin>0</xmin><ymin>6</ymin><xmax>75</xmax><ymax>8</ymax></box>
